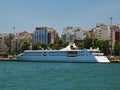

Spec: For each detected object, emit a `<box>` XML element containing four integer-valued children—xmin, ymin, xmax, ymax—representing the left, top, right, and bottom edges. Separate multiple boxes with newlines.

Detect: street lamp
<box><xmin>110</xmin><ymin>17</ymin><xmax>113</xmax><ymax>26</ymax></box>
<box><xmin>12</xmin><ymin>27</ymin><xmax>15</xmax><ymax>57</ymax></box>
<box><xmin>110</xmin><ymin>17</ymin><xmax>113</xmax><ymax>56</ymax></box>
<box><xmin>13</xmin><ymin>27</ymin><xmax>15</xmax><ymax>35</ymax></box>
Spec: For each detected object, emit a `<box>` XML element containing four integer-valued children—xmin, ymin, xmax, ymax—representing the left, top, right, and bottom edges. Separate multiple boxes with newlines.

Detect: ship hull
<box><xmin>17</xmin><ymin>55</ymin><xmax>109</xmax><ymax>63</ymax></box>
<box><xmin>17</xmin><ymin>47</ymin><xmax>110</xmax><ymax>63</ymax></box>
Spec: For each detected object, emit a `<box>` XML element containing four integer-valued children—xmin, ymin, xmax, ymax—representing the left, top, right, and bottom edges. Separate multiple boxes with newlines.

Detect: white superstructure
<box><xmin>17</xmin><ymin>43</ymin><xmax>110</xmax><ymax>63</ymax></box>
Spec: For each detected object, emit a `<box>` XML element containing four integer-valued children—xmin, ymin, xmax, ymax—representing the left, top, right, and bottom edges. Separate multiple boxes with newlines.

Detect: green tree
<box><xmin>53</xmin><ymin>44</ymin><xmax>59</xmax><ymax>50</ymax></box>
<box><xmin>62</xmin><ymin>41</ymin><xmax>69</xmax><ymax>47</ymax></box>
<box><xmin>114</xmin><ymin>41</ymin><xmax>120</xmax><ymax>56</ymax></box>
<box><xmin>76</xmin><ymin>41</ymin><xmax>84</xmax><ymax>49</ymax></box>
<box><xmin>55</xmin><ymin>38</ymin><xmax>63</xmax><ymax>44</ymax></box>
<box><xmin>84</xmin><ymin>36</ymin><xmax>92</xmax><ymax>49</ymax></box>
<box><xmin>96</xmin><ymin>39</ymin><xmax>109</xmax><ymax>55</ymax></box>
<box><xmin>92</xmin><ymin>38</ymin><xmax>98</xmax><ymax>48</ymax></box>
<box><xmin>19</xmin><ymin>41</ymin><xmax>30</xmax><ymax>53</ymax></box>
<box><xmin>48</xmin><ymin>43</ymin><xmax>54</xmax><ymax>49</ymax></box>
<box><xmin>54</xmin><ymin>38</ymin><xmax>67</xmax><ymax>49</ymax></box>
<box><xmin>39</xmin><ymin>42</ymin><xmax>47</xmax><ymax>50</ymax></box>
<box><xmin>32</xmin><ymin>43</ymin><xmax>40</xmax><ymax>50</ymax></box>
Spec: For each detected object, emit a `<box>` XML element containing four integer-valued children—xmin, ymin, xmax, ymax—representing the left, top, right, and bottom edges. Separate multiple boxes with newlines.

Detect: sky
<box><xmin>0</xmin><ymin>0</ymin><xmax>120</xmax><ymax>36</ymax></box>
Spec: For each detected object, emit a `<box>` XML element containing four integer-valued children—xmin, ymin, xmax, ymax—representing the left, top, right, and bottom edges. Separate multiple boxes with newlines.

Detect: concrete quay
<box><xmin>110</xmin><ymin>59</ymin><xmax>120</xmax><ymax>63</ymax></box>
<box><xmin>0</xmin><ymin>57</ymin><xmax>17</xmax><ymax>61</ymax></box>
<box><xmin>0</xmin><ymin>57</ymin><xmax>120</xmax><ymax>63</ymax></box>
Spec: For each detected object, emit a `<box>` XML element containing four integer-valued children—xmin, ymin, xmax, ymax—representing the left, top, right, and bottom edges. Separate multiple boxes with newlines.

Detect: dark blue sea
<box><xmin>0</xmin><ymin>61</ymin><xmax>120</xmax><ymax>90</ymax></box>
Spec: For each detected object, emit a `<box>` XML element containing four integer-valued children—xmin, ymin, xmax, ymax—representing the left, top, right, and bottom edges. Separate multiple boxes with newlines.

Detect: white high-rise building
<box><xmin>90</xmin><ymin>23</ymin><xmax>111</xmax><ymax>40</ymax></box>
<box><xmin>61</xmin><ymin>27</ymin><xmax>87</xmax><ymax>42</ymax></box>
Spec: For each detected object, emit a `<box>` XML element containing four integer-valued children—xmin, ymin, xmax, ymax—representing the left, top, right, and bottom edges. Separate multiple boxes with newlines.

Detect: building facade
<box><xmin>61</xmin><ymin>27</ymin><xmax>74</xmax><ymax>41</ymax></box>
<box><xmin>32</xmin><ymin>27</ymin><xmax>51</xmax><ymax>44</ymax></box>
<box><xmin>112</xmin><ymin>25</ymin><xmax>120</xmax><ymax>47</ymax></box>
<box><xmin>90</xmin><ymin>23</ymin><xmax>111</xmax><ymax>40</ymax></box>
<box><xmin>0</xmin><ymin>34</ymin><xmax>9</xmax><ymax>53</ymax></box>
<box><xmin>47</xmin><ymin>28</ymin><xmax>58</xmax><ymax>44</ymax></box>
<box><xmin>61</xmin><ymin>27</ymin><xmax>87</xmax><ymax>42</ymax></box>
<box><xmin>11</xmin><ymin>31</ymin><xmax>33</xmax><ymax>52</ymax></box>
<box><xmin>16</xmin><ymin>31</ymin><xmax>32</xmax><ymax>43</ymax></box>
<box><xmin>0</xmin><ymin>36</ymin><xmax>3</xmax><ymax>51</ymax></box>
<box><xmin>74</xmin><ymin>27</ymin><xmax>87</xmax><ymax>40</ymax></box>
<box><xmin>89</xmin><ymin>23</ymin><xmax>120</xmax><ymax>47</ymax></box>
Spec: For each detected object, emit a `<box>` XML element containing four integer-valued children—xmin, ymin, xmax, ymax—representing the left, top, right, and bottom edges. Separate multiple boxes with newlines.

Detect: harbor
<box><xmin>0</xmin><ymin>61</ymin><xmax>120</xmax><ymax>90</ymax></box>
<box><xmin>0</xmin><ymin>0</ymin><xmax>120</xmax><ymax>90</ymax></box>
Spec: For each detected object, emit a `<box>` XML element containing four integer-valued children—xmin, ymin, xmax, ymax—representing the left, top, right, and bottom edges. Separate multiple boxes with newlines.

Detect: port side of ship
<box><xmin>17</xmin><ymin>49</ymin><xmax>109</xmax><ymax>63</ymax></box>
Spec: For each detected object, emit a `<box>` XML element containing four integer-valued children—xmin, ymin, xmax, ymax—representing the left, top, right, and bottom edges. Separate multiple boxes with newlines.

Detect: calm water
<box><xmin>0</xmin><ymin>61</ymin><xmax>120</xmax><ymax>90</ymax></box>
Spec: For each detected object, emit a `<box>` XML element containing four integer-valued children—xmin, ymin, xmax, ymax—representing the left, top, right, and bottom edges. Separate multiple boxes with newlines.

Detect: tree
<box><xmin>76</xmin><ymin>41</ymin><xmax>84</xmax><ymax>49</ymax></box>
<box><xmin>84</xmin><ymin>36</ymin><xmax>92</xmax><ymax>49</ymax></box>
<box><xmin>54</xmin><ymin>38</ymin><xmax>69</xmax><ymax>49</ymax></box>
<box><xmin>96</xmin><ymin>39</ymin><xmax>109</xmax><ymax>55</ymax></box>
<box><xmin>39</xmin><ymin>42</ymin><xmax>47</xmax><ymax>50</ymax></box>
<box><xmin>53</xmin><ymin>44</ymin><xmax>59</xmax><ymax>50</ymax></box>
<box><xmin>55</xmin><ymin>38</ymin><xmax>64</xmax><ymax>47</ymax></box>
<box><xmin>19</xmin><ymin>41</ymin><xmax>30</xmax><ymax>53</ymax></box>
<box><xmin>92</xmin><ymin>38</ymin><xmax>98</xmax><ymax>48</ymax></box>
<box><xmin>62</xmin><ymin>41</ymin><xmax>69</xmax><ymax>47</ymax></box>
<box><xmin>48</xmin><ymin>43</ymin><xmax>54</xmax><ymax>49</ymax></box>
<box><xmin>32</xmin><ymin>43</ymin><xmax>40</xmax><ymax>50</ymax></box>
<box><xmin>114</xmin><ymin>41</ymin><xmax>120</xmax><ymax>56</ymax></box>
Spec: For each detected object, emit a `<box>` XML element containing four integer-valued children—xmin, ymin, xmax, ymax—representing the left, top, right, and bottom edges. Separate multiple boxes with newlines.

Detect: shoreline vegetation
<box><xmin>0</xmin><ymin>57</ymin><xmax>120</xmax><ymax>63</ymax></box>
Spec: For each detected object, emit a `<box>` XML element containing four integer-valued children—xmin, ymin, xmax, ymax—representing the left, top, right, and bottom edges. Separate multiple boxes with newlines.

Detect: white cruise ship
<box><xmin>17</xmin><ymin>43</ymin><xmax>110</xmax><ymax>63</ymax></box>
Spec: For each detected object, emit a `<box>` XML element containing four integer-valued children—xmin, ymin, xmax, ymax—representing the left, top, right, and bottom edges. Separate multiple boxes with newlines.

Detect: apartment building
<box><xmin>11</xmin><ymin>31</ymin><xmax>33</xmax><ymax>51</ymax></box>
<box><xmin>32</xmin><ymin>27</ymin><xmax>58</xmax><ymax>44</ymax></box>
<box><xmin>89</xmin><ymin>23</ymin><xmax>120</xmax><ymax>47</ymax></box>
<box><xmin>47</xmin><ymin>28</ymin><xmax>58</xmax><ymax>44</ymax></box>
<box><xmin>0</xmin><ymin>34</ymin><xmax>9</xmax><ymax>53</ymax></box>
<box><xmin>61</xmin><ymin>27</ymin><xmax>87</xmax><ymax>42</ymax></box>
<box><xmin>32</xmin><ymin>27</ymin><xmax>51</xmax><ymax>44</ymax></box>
<box><xmin>112</xmin><ymin>25</ymin><xmax>120</xmax><ymax>47</ymax></box>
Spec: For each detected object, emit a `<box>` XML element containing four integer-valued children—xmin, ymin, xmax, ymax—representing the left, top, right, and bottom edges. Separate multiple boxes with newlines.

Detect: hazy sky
<box><xmin>0</xmin><ymin>0</ymin><xmax>120</xmax><ymax>35</ymax></box>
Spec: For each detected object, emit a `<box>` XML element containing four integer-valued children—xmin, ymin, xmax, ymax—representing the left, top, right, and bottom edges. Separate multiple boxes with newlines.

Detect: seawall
<box><xmin>0</xmin><ymin>57</ymin><xmax>120</xmax><ymax>63</ymax></box>
<box><xmin>110</xmin><ymin>59</ymin><xmax>120</xmax><ymax>63</ymax></box>
<box><xmin>0</xmin><ymin>58</ymin><xmax>17</xmax><ymax>61</ymax></box>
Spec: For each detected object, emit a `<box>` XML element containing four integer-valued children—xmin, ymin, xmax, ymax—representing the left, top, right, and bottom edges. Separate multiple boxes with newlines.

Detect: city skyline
<box><xmin>0</xmin><ymin>0</ymin><xmax>120</xmax><ymax>35</ymax></box>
